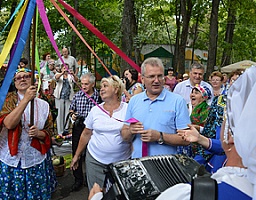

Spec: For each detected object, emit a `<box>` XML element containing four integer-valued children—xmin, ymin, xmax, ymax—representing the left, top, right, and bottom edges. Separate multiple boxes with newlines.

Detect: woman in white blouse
<box><xmin>0</xmin><ymin>68</ymin><xmax>55</xmax><ymax>199</ymax></box>
<box><xmin>71</xmin><ymin>75</ymin><xmax>131</xmax><ymax>191</ymax></box>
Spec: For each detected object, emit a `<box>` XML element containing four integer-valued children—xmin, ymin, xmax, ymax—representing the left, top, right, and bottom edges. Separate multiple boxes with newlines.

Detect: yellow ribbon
<box><xmin>0</xmin><ymin>0</ymin><xmax>29</xmax><ymax>69</ymax></box>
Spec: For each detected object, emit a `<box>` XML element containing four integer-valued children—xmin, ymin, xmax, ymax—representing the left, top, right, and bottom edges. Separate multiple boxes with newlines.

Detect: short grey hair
<box><xmin>141</xmin><ymin>57</ymin><xmax>164</xmax><ymax>76</ymax></box>
<box><xmin>190</xmin><ymin>62</ymin><xmax>205</xmax><ymax>72</ymax></box>
<box><xmin>80</xmin><ymin>72</ymin><xmax>95</xmax><ymax>84</ymax></box>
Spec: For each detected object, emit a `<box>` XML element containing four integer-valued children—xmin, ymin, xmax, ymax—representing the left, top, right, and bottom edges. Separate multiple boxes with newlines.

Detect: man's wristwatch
<box><xmin>158</xmin><ymin>132</ymin><xmax>164</xmax><ymax>144</ymax></box>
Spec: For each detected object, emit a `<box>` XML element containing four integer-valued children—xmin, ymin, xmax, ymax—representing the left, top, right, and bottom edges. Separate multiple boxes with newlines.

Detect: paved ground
<box><xmin>51</xmin><ymin>168</ymin><xmax>89</xmax><ymax>200</ymax></box>
<box><xmin>51</xmin><ymin>143</ymin><xmax>89</xmax><ymax>200</ymax></box>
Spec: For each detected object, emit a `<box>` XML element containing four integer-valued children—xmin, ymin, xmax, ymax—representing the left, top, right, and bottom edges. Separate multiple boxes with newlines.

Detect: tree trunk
<box><xmin>191</xmin><ymin>16</ymin><xmax>199</xmax><ymax>64</ymax></box>
<box><xmin>0</xmin><ymin>0</ymin><xmax>3</xmax><ymax>10</ymax></box>
<box><xmin>207</xmin><ymin>0</ymin><xmax>220</xmax><ymax>78</ymax></box>
<box><xmin>173</xmin><ymin>0</ymin><xmax>181</xmax><ymax>73</ymax></box>
<box><xmin>121</xmin><ymin>0</ymin><xmax>137</xmax><ymax>74</ymax></box>
<box><xmin>178</xmin><ymin>0</ymin><xmax>192</xmax><ymax>74</ymax></box>
<box><xmin>23</xmin><ymin>34</ymin><xmax>30</xmax><ymax>67</ymax></box>
<box><xmin>220</xmin><ymin>0</ymin><xmax>236</xmax><ymax>67</ymax></box>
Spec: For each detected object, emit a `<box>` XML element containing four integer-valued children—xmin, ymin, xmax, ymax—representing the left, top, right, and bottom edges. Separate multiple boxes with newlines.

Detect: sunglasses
<box><xmin>14</xmin><ymin>74</ymin><xmax>31</xmax><ymax>81</ymax></box>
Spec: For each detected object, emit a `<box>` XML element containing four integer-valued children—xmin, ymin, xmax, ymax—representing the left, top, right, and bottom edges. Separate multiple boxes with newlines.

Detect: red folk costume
<box><xmin>0</xmin><ymin>91</ymin><xmax>51</xmax><ymax>156</ymax></box>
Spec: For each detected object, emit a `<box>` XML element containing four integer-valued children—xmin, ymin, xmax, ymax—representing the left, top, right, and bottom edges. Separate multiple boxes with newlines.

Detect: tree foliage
<box><xmin>1</xmin><ymin>0</ymin><xmax>256</xmax><ymax>75</ymax></box>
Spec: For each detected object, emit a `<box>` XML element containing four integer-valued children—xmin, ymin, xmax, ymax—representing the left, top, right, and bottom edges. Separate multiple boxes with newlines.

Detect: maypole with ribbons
<box><xmin>0</xmin><ymin>0</ymin><xmax>36</xmax><ymax>110</ymax></box>
<box><xmin>0</xmin><ymin>0</ymin><xmax>141</xmax><ymax>118</ymax></box>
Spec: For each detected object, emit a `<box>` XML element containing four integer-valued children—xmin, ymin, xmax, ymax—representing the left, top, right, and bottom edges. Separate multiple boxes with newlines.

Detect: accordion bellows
<box><xmin>103</xmin><ymin>154</ymin><xmax>206</xmax><ymax>200</ymax></box>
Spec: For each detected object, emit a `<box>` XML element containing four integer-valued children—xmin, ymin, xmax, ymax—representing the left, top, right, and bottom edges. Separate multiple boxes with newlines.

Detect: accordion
<box><xmin>103</xmin><ymin>154</ymin><xmax>206</xmax><ymax>200</ymax></box>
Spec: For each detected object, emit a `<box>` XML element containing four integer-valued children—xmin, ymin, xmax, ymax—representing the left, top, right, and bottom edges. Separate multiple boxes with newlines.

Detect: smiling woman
<box><xmin>189</xmin><ymin>85</ymin><xmax>211</xmax><ymax>126</ymax></box>
<box><xmin>70</xmin><ymin>75</ymin><xmax>131</xmax><ymax>191</ymax></box>
<box><xmin>121</xmin><ymin>68</ymin><xmax>144</xmax><ymax>102</ymax></box>
<box><xmin>177</xmin><ymin>85</ymin><xmax>211</xmax><ymax>157</ymax></box>
<box><xmin>210</xmin><ymin>71</ymin><xmax>224</xmax><ymax>96</ymax></box>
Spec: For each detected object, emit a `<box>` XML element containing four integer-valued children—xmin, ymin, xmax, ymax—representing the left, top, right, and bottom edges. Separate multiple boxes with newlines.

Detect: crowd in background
<box><xmin>0</xmin><ymin>51</ymin><xmax>255</xmax><ymax>200</ymax></box>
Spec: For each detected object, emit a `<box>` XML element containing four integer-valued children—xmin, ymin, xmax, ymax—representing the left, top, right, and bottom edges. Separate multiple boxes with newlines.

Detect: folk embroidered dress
<box><xmin>0</xmin><ymin>91</ymin><xmax>56</xmax><ymax>200</ymax></box>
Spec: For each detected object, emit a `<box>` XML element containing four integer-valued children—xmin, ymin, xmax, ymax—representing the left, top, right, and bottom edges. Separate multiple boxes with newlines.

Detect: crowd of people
<box><xmin>0</xmin><ymin>52</ymin><xmax>255</xmax><ymax>200</ymax></box>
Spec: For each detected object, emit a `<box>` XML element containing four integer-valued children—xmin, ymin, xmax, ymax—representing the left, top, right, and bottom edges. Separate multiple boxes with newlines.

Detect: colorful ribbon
<box><xmin>37</xmin><ymin>0</ymin><xmax>137</xmax><ymax>123</ymax></box>
<box><xmin>0</xmin><ymin>0</ymin><xmax>28</xmax><ymax>69</ymax></box>
<box><xmin>50</xmin><ymin>0</ymin><xmax>112</xmax><ymax>76</ymax></box>
<box><xmin>57</xmin><ymin>0</ymin><xmax>141</xmax><ymax>73</ymax></box>
<box><xmin>0</xmin><ymin>0</ymin><xmax>36</xmax><ymax>110</ymax></box>
<box><xmin>0</xmin><ymin>0</ymin><xmax>25</xmax><ymax>36</ymax></box>
<box><xmin>36</xmin><ymin>0</ymin><xmax>69</xmax><ymax>72</ymax></box>
<box><xmin>37</xmin><ymin>0</ymin><xmax>110</xmax><ymax>117</ymax></box>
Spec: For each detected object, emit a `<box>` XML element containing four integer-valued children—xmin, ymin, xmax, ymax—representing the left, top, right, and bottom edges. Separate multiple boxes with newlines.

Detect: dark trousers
<box><xmin>72</xmin><ymin>122</ymin><xmax>85</xmax><ymax>184</ymax></box>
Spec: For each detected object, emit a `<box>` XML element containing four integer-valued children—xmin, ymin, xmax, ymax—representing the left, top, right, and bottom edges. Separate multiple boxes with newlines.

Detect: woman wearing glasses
<box><xmin>0</xmin><ymin>68</ymin><xmax>55</xmax><ymax>199</ymax></box>
<box><xmin>70</xmin><ymin>75</ymin><xmax>131</xmax><ymax>191</ymax></box>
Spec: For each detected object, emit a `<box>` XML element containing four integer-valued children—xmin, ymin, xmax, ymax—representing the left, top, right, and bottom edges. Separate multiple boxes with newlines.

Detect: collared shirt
<box><xmin>69</xmin><ymin>88</ymin><xmax>101</xmax><ymax>119</ymax></box>
<box><xmin>125</xmin><ymin>88</ymin><xmax>191</xmax><ymax>158</ymax></box>
<box><xmin>173</xmin><ymin>79</ymin><xmax>214</xmax><ymax>105</ymax></box>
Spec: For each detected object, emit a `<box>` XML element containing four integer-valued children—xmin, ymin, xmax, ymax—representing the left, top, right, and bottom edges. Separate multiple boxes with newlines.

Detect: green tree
<box><xmin>207</xmin><ymin>0</ymin><xmax>220</xmax><ymax>78</ymax></box>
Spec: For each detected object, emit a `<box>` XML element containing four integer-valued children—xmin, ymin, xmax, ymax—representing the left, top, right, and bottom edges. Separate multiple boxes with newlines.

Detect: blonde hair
<box><xmin>210</xmin><ymin>71</ymin><xmax>224</xmax><ymax>81</ymax></box>
<box><xmin>101</xmin><ymin>75</ymin><xmax>125</xmax><ymax>101</ymax></box>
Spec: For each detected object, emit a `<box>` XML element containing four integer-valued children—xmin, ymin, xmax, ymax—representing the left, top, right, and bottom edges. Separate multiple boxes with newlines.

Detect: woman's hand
<box><xmin>28</xmin><ymin>125</ymin><xmax>40</xmax><ymax>138</ymax></box>
<box><xmin>177</xmin><ymin>124</ymin><xmax>200</xmax><ymax>143</ymax></box>
<box><xmin>23</xmin><ymin>86</ymin><xmax>37</xmax><ymax>102</ymax></box>
<box><xmin>129</xmin><ymin>122</ymin><xmax>144</xmax><ymax>135</ymax></box>
<box><xmin>70</xmin><ymin>155</ymin><xmax>79</xmax><ymax>170</ymax></box>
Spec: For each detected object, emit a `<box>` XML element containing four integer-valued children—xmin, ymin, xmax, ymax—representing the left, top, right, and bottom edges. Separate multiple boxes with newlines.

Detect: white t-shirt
<box><xmin>85</xmin><ymin>101</ymin><xmax>131</xmax><ymax>165</ymax></box>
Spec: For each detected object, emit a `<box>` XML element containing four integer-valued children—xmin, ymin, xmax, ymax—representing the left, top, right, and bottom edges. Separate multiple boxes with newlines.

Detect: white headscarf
<box><xmin>227</xmin><ymin>65</ymin><xmax>256</xmax><ymax>200</ymax></box>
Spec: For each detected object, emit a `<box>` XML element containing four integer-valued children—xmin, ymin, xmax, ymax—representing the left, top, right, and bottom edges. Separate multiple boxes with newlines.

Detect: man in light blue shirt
<box><xmin>121</xmin><ymin>57</ymin><xmax>190</xmax><ymax>158</ymax></box>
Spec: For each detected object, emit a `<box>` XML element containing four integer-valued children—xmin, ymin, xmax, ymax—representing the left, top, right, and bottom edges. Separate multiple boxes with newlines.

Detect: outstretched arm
<box><xmin>70</xmin><ymin>127</ymin><xmax>92</xmax><ymax>170</ymax></box>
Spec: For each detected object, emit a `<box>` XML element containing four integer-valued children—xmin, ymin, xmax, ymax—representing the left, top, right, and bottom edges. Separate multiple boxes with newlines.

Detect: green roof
<box><xmin>144</xmin><ymin>47</ymin><xmax>173</xmax><ymax>58</ymax></box>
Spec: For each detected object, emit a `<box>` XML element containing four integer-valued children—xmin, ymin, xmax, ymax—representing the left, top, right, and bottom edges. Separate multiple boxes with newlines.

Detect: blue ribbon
<box><xmin>0</xmin><ymin>0</ymin><xmax>36</xmax><ymax>110</ymax></box>
<box><xmin>0</xmin><ymin>0</ymin><xmax>25</xmax><ymax>36</ymax></box>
